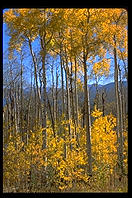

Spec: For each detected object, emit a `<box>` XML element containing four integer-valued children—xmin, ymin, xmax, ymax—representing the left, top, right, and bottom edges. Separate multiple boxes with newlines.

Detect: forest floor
<box><xmin>3</xmin><ymin>177</ymin><xmax>128</xmax><ymax>193</ymax></box>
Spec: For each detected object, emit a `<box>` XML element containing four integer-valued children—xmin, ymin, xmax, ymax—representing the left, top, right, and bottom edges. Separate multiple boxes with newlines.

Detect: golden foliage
<box><xmin>91</xmin><ymin>108</ymin><xmax>117</xmax><ymax>175</ymax></box>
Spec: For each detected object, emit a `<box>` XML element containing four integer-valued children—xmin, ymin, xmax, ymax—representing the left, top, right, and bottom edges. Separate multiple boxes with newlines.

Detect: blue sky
<box><xmin>3</xmin><ymin>10</ymin><xmax>119</xmax><ymax>87</ymax></box>
<box><xmin>3</xmin><ymin>23</ymin><xmax>9</xmax><ymax>52</ymax></box>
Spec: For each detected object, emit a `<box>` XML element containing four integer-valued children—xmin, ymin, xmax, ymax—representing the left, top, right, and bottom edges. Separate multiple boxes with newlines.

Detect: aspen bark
<box><xmin>20</xmin><ymin>53</ymin><xmax>25</xmax><ymax>142</ymax></box>
<box><xmin>51</xmin><ymin>63</ymin><xmax>55</xmax><ymax>124</ymax></box>
<box><xmin>95</xmin><ymin>76</ymin><xmax>99</xmax><ymax>109</ymax></box>
<box><xmin>74</xmin><ymin>57</ymin><xmax>80</xmax><ymax>147</ymax></box>
<box><xmin>74</xmin><ymin>57</ymin><xmax>79</xmax><ymax>126</ymax></box>
<box><xmin>55</xmin><ymin>64</ymin><xmax>58</xmax><ymax>123</ymax></box>
<box><xmin>102</xmin><ymin>92</ymin><xmax>105</xmax><ymax>117</ymax></box>
<box><xmin>14</xmin><ymin>86</ymin><xmax>18</xmax><ymax>134</ymax></box>
<box><xmin>40</xmin><ymin>14</ymin><xmax>48</xmax><ymax>184</ymax></box>
<box><xmin>114</xmin><ymin>41</ymin><xmax>124</xmax><ymax>175</ymax></box>
<box><xmin>70</xmin><ymin>58</ymin><xmax>75</xmax><ymax>124</ymax></box>
<box><xmin>83</xmin><ymin>51</ymin><xmax>92</xmax><ymax>176</ymax></box>
<box><xmin>9</xmin><ymin>63</ymin><xmax>15</xmax><ymax>139</ymax></box>
<box><xmin>60</xmin><ymin>48</ymin><xmax>65</xmax><ymax>115</ymax></box>
<box><xmin>65</xmin><ymin>66</ymin><xmax>72</xmax><ymax>151</ymax></box>
<box><xmin>39</xmin><ymin>9</ymin><xmax>47</xmax><ymax>150</ymax></box>
<box><xmin>28</xmin><ymin>39</ymin><xmax>42</xmax><ymax>125</ymax></box>
<box><xmin>41</xmin><ymin>50</ymin><xmax>47</xmax><ymax>150</ymax></box>
<box><xmin>119</xmin><ymin>66</ymin><xmax>126</xmax><ymax>131</ymax></box>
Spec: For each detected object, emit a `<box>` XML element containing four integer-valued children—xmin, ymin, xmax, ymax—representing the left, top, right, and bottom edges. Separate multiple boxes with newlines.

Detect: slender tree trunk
<box><xmin>16</xmin><ymin>84</ymin><xmax>20</xmax><ymax>133</ymax></box>
<box><xmin>114</xmin><ymin>41</ymin><xmax>124</xmax><ymax>175</ymax></box>
<box><xmin>119</xmin><ymin>66</ymin><xmax>126</xmax><ymax>131</ymax></box>
<box><xmin>95</xmin><ymin>75</ymin><xmax>99</xmax><ymax>109</ymax></box>
<box><xmin>46</xmin><ymin>93</ymin><xmax>55</xmax><ymax>137</ymax></box>
<box><xmin>9</xmin><ymin>63</ymin><xmax>15</xmax><ymax>139</ymax></box>
<box><xmin>74</xmin><ymin>57</ymin><xmax>80</xmax><ymax>146</ymax></box>
<box><xmin>55</xmin><ymin>64</ymin><xmax>58</xmax><ymax>123</ymax></box>
<box><xmin>102</xmin><ymin>92</ymin><xmax>105</xmax><ymax>117</ymax></box>
<box><xmin>39</xmin><ymin>17</ymin><xmax>47</xmax><ymax>149</ymax></box>
<box><xmin>28</xmin><ymin>39</ymin><xmax>42</xmax><ymax>127</ymax></box>
<box><xmin>20</xmin><ymin>56</ymin><xmax>24</xmax><ymax>141</ymax></box>
<box><xmin>40</xmin><ymin>15</ymin><xmax>48</xmax><ymax>184</ymax></box>
<box><xmin>33</xmin><ymin>79</ymin><xmax>37</xmax><ymax>130</ymax></box>
<box><xmin>55</xmin><ymin>66</ymin><xmax>58</xmax><ymax>122</ymax></box>
<box><xmin>83</xmin><ymin>50</ymin><xmax>92</xmax><ymax>176</ymax></box>
<box><xmin>70</xmin><ymin>58</ymin><xmax>75</xmax><ymax>124</ymax></box>
<box><xmin>41</xmin><ymin>50</ymin><xmax>47</xmax><ymax>150</ymax></box>
<box><xmin>14</xmin><ymin>85</ymin><xmax>18</xmax><ymax>135</ymax></box>
<box><xmin>60</xmin><ymin>47</ymin><xmax>65</xmax><ymax>115</ymax></box>
<box><xmin>26</xmin><ymin>70</ymin><xmax>33</xmax><ymax>144</ymax></box>
<box><xmin>118</xmin><ymin>67</ymin><xmax>123</xmax><ymax>133</ymax></box>
<box><xmin>51</xmin><ymin>63</ymin><xmax>55</xmax><ymax>124</ymax></box>
<box><xmin>74</xmin><ymin>57</ymin><xmax>79</xmax><ymax>126</ymax></box>
<box><xmin>65</xmin><ymin>53</ymin><xmax>72</xmax><ymax>151</ymax></box>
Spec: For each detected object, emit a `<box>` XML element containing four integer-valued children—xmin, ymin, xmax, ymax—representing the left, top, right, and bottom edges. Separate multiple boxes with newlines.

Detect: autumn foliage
<box><xmin>3</xmin><ymin>108</ymin><xmax>128</xmax><ymax>192</ymax></box>
<box><xmin>3</xmin><ymin>8</ymin><xmax>128</xmax><ymax>192</ymax></box>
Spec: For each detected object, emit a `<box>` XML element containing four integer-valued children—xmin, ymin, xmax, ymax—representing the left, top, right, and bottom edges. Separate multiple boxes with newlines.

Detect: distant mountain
<box><xmin>88</xmin><ymin>81</ymin><xmax>128</xmax><ymax>111</ymax></box>
<box><xmin>3</xmin><ymin>81</ymin><xmax>127</xmax><ymax>110</ymax></box>
<box><xmin>103</xmin><ymin>81</ymin><xmax>127</xmax><ymax>91</ymax></box>
<box><xmin>77</xmin><ymin>81</ymin><xmax>127</xmax><ymax>109</ymax></box>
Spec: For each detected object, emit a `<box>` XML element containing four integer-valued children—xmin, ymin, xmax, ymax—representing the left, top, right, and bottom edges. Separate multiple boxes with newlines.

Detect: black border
<box><xmin>1</xmin><ymin>1</ymin><xmax>128</xmax><ymax>197</ymax></box>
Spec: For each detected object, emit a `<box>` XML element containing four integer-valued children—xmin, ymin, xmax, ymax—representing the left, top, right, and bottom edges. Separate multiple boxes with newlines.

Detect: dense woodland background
<box><xmin>3</xmin><ymin>8</ymin><xmax>128</xmax><ymax>192</ymax></box>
